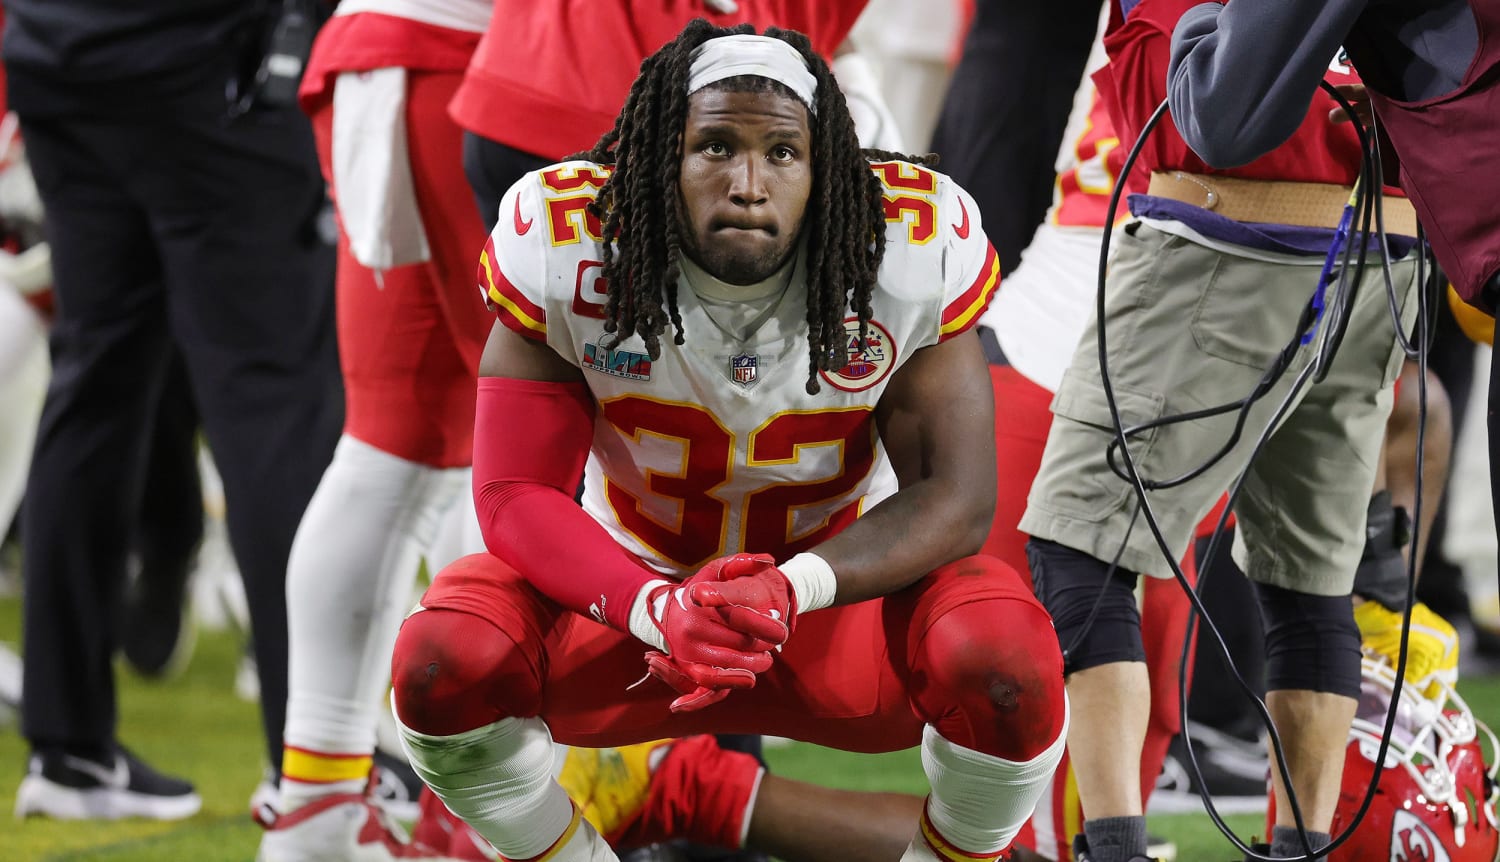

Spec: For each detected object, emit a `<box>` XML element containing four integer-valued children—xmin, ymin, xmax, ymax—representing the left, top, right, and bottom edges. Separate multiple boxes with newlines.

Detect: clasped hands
<box><xmin>643</xmin><ymin>553</ymin><xmax>798</xmax><ymax>713</ymax></box>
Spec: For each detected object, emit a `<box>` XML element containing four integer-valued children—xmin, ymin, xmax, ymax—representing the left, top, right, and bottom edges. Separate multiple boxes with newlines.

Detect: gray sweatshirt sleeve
<box><xmin>1167</xmin><ymin>0</ymin><xmax>1368</xmax><ymax>167</ymax></box>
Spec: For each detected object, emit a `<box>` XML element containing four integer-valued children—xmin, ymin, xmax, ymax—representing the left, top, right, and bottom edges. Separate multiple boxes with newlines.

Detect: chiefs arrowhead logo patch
<box><xmin>819</xmin><ymin>317</ymin><xmax>897</xmax><ymax>392</ymax></box>
<box><xmin>953</xmin><ymin>197</ymin><xmax>970</xmax><ymax>240</ymax></box>
<box><xmin>513</xmin><ymin>195</ymin><xmax>534</xmax><ymax>236</ymax></box>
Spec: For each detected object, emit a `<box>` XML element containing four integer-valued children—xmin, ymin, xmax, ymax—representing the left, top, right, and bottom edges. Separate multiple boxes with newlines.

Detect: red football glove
<box><xmin>643</xmin><ymin>554</ymin><xmax>794</xmax><ymax>713</ymax></box>
<box><xmin>692</xmin><ymin>553</ymin><xmax>798</xmax><ymax>643</ymax></box>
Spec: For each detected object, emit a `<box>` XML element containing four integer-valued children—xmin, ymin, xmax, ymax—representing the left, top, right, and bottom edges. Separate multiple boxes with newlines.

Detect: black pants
<box><xmin>463</xmin><ymin>132</ymin><xmax>554</xmax><ymax>234</ymax></box>
<box><xmin>134</xmin><ymin>351</ymin><xmax>205</xmax><ymax>582</ymax></box>
<box><xmin>928</xmin><ymin>0</ymin><xmax>1102</xmax><ymax>275</ymax></box>
<box><xmin>1414</xmin><ymin>295</ymin><xmax>1475</xmax><ymax>620</ymax></box>
<box><xmin>17</xmin><ymin>98</ymin><xmax>341</xmax><ymax>766</ymax></box>
<box><xmin>1187</xmin><ymin>532</ymin><xmax>1265</xmax><ymax>738</ymax></box>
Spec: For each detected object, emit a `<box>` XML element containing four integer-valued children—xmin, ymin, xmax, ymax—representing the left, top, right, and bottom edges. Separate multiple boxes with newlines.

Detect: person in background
<box><xmin>453</xmin><ymin>0</ymin><xmax>877</xmax><ymax>231</ymax></box>
<box><xmin>929</xmin><ymin>0</ymin><xmax>1103</xmax><ymax>275</ymax></box>
<box><xmin>4</xmin><ymin>0</ymin><xmax>342</xmax><ymax>820</ymax></box>
<box><xmin>257</xmin><ymin>2</ymin><xmax>495</xmax><ymax>856</ymax></box>
<box><xmin>1020</xmin><ymin>0</ymin><xmax>1421</xmax><ymax>858</ymax></box>
<box><xmin>1164</xmin><ymin>0</ymin><xmax>1500</xmax><ymax>596</ymax></box>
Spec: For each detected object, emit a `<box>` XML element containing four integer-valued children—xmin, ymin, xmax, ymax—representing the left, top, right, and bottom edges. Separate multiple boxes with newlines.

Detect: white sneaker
<box><xmin>15</xmin><ymin>745</ymin><xmax>202</xmax><ymax>821</ymax></box>
<box><xmin>249</xmin><ymin>768</ymin><xmax>280</xmax><ymax>825</ymax></box>
<box><xmin>257</xmin><ymin>792</ymin><xmax>459</xmax><ymax>862</ymax></box>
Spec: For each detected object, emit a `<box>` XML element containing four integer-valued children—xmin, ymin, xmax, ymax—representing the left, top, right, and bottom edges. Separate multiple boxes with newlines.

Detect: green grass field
<box><xmin>0</xmin><ymin>592</ymin><xmax>1494</xmax><ymax>862</ymax></box>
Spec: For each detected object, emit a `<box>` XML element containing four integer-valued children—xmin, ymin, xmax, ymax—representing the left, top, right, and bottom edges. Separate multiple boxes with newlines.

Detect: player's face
<box><xmin>678</xmin><ymin>87</ymin><xmax>813</xmax><ymax>286</ymax></box>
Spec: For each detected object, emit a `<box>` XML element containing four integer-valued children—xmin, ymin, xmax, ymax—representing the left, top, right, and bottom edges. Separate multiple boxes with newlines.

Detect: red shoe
<box><xmin>257</xmin><ymin>790</ymin><xmax>458</xmax><ymax>861</ymax></box>
<box><xmin>588</xmin><ymin>736</ymin><xmax>763</xmax><ymax>850</ymax></box>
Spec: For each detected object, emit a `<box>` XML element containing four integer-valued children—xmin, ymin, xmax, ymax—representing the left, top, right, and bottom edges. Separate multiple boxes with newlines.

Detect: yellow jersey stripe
<box><xmin>940</xmin><ymin>253</ymin><xmax>1001</xmax><ymax>337</ymax></box>
<box><xmin>481</xmin><ymin>248</ymin><xmax>546</xmax><ymax>336</ymax></box>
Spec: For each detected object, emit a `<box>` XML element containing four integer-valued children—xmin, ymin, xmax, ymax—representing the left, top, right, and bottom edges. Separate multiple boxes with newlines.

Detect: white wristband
<box><xmin>779</xmin><ymin>552</ymin><xmax>837</xmax><ymax>614</ymax></box>
<box><xmin>628</xmin><ymin>579</ymin><xmax>672</xmax><ymax>652</ymax></box>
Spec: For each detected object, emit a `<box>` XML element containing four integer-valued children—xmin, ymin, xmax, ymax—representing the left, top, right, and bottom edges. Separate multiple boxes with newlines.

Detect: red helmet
<box><xmin>1325</xmin><ymin>658</ymin><xmax>1500</xmax><ymax>861</ymax></box>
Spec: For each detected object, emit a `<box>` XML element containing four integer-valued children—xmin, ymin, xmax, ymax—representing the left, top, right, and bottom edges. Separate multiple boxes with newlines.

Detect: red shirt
<box><xmin>451</xmin><ymin>0</ymin><xmax>868</xmax><ymax>160</ymax></box>
<box><xmin>299</xmin><ymin>13</ymin><xmax>481</xmax><ymax>113</ymax></box>
<box><xmin>1094</xmin><ymin>0</ymin><xmax>1377</xmax><ymax>188</ymax></box>
<box><xmin>1051</xmin><ymin>87</ymin><xmax>1147</xmax><ymax>229</ymax></box>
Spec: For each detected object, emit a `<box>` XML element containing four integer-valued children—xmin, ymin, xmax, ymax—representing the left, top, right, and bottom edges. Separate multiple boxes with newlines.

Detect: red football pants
<box><xmin>310</xmin><ymin>70</ymin><xmax>492</xmax><ymax>468</ymax></box>
<box><xmin>392</xmin><ymin>551</ymin><xmax>1066</xmax><ymax>764</ymax></box>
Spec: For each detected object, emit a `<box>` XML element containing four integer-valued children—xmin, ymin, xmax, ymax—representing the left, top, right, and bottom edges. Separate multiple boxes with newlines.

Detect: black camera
<box><xmin>227</xmin><ymin>0</ymin><xmax>324</xmax><ymax>115</ymax></box>
<box><xmin>250</xmin><ymin>0</ymin><xmax>320</xmax><ymax>108</ymax></box>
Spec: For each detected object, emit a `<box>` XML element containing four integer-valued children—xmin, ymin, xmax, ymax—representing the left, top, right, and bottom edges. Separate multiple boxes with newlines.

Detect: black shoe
<box><xmin>1071</xmin><ymin>834</ymin><xmax>1159</xmax><ymax>862</ymax></box>
<box><xmin>120</xmin><ymin>556</ymin><xmax>196</xmax><ymax>678</ymax></box>
<box><xmin>370</xmin><ymin>748</ymin><xmax>424</xmax><ymax>822</ymax></box>
<box><xmin>15</xmin><ymin>744</ymin><xmax>202</xmax><ymax>820</ymax></box>
<box><xmin>1149</xmin><ymin>723</ymin><xmax>1268</xmax><ymax>815</ymax></box>
<box><xmin>622</xmin><ymin>846</ymin><xmax>691</xmax><ymax>862</ymax></box>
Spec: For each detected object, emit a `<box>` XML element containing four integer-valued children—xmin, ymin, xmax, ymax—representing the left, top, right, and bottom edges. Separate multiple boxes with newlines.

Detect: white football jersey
<box><xmin>480</xmin><ymin>159</ymin><xmax>998</xmax><ymax>578</ymax></box>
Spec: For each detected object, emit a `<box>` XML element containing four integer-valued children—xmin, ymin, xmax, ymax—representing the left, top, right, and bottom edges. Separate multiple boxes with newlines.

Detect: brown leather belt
<box><xmin>1147</xmin><ymin>171</ymin><xmax>1419</xmax><ymax>238</ymax></box>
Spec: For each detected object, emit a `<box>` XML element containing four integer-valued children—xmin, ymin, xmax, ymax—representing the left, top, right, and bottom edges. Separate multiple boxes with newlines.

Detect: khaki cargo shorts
<box><xmin>1019</xmin><ymin>222</ymin><xmax>1417</xmax><ymax>595</ymax></box>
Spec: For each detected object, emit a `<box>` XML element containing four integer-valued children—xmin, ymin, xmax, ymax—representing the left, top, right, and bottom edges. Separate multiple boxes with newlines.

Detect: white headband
<box><xmin>686</xmin><ymin>35</ymin><xmax>818</xmax><ymax>113</ymax></box>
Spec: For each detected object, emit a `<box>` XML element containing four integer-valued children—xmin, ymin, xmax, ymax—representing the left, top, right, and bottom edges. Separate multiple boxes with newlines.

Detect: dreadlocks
<box><xmin>570</xmin><ymin>19</ymin><xmax>903</xmax><ymax>394</ymax></box>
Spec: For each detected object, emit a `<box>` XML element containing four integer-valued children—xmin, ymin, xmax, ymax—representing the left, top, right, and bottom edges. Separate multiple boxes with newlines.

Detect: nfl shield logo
<box><xmin>730</xmin><ymin>353</ymin><xmax>759</xmax><ymax>388</ymax></box>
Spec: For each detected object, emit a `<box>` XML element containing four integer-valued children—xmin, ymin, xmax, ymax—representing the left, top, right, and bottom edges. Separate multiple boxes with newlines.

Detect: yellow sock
<box><xmin>279</xmin><ymin>746</ymin><xmax>372</xmax><ymax>811</ymax></box>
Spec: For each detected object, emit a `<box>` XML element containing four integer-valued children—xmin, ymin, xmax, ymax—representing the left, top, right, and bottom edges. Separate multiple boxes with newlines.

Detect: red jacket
<box><xmin>299</xmin><ymin>12</ymin><xmax>481</xmax><ymax>113</ymax></box>
<box><xmin>451</xmin><ymin>0</ymin><xmax>867</xmax><ymax>160</ymax></box>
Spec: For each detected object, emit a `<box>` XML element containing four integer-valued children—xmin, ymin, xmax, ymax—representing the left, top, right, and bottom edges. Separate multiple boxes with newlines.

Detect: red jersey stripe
<box><xmin>480</xmin><ymin>237</ymin><xmax>547</xmax><ymax>341</ymax></box>
<box><xmin>940</xmin><ymin>242</ymin><xmax>1000</xmax><ymax>340</ymax></box>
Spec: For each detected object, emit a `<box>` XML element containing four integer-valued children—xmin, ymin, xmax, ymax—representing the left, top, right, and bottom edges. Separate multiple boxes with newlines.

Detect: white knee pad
<box><xmin>917</xmin><ymin>697</ymin><xmax>1070</xmax><ymax>856</ymax></box>
<box><xmin>395</xmin><ymin>712</ymin><xmax>607</xmax><ymax>861</ymax></box>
